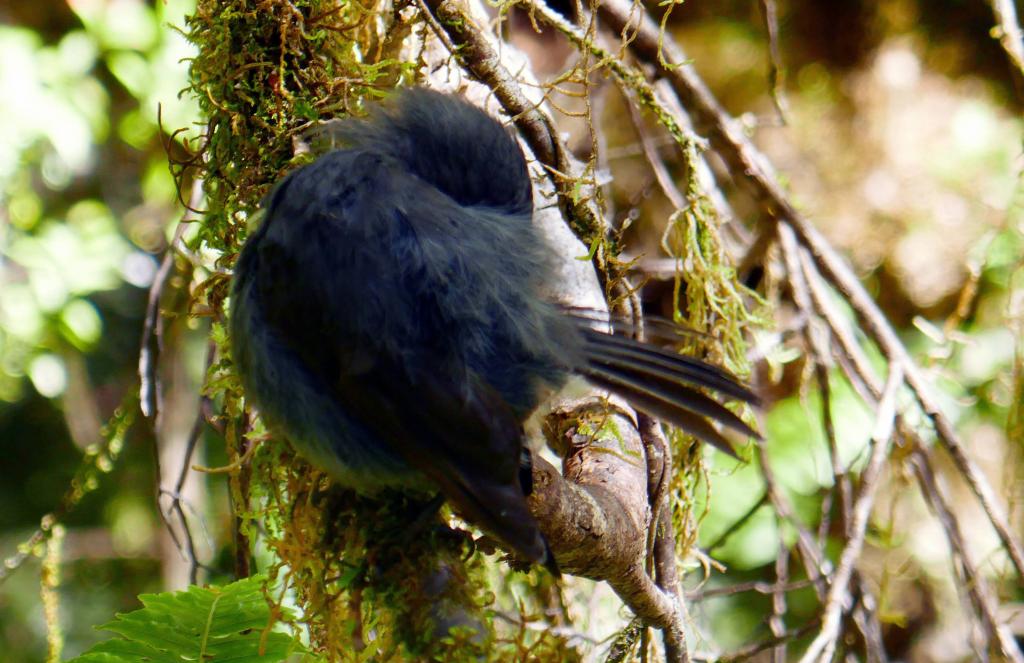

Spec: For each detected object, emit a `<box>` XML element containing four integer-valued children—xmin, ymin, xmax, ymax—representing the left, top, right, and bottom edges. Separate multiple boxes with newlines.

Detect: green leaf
<box><xmin>576</xmin><ymin>235</ymin><xmax>602</xmax><ymax>261</ymax></box>
<box><xmin>67</xmin><ymin>576</ymin><xmax>306</xmax><ymax>663</ymax></box>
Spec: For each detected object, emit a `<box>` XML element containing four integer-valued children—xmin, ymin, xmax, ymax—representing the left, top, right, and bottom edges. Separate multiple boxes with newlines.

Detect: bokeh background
<box><xmin>1</xmin><ymin>0</ymin><xmax>1021</xmax><ymax>660</ymax></box>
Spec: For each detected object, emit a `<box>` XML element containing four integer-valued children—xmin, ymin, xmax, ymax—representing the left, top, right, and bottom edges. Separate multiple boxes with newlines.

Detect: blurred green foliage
<box><xmin>0</xmin><ymin>0</ymin><xmax>200</xmax><ymax>660</ymax></box>
<box><xmin>0</xmin><ymin>0</ymin><xmax>197</xmax><ymax>403</ymax></box>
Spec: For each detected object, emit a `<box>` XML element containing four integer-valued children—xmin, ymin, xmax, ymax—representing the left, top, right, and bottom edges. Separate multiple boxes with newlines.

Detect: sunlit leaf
<box><xmin>67</xmin><ymin>576</ymin><xmax>306</xmax><ymax>663</ymax></box>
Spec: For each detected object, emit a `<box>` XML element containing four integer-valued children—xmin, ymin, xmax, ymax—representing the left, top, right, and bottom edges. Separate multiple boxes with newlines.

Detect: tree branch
<box><xmin>985</xmin><ymin>0</ymin><xmax>1024</xmax><ymax>91</ymax></box>
<box><xmin>799</xmin><ymin>363</ymin><xmax>902</xmax><ymax>663</ymax></box>
<box><xmin>598</xmin><ymin>0</ymin><xmax>1024</xmax><ymax>581</ymax></box>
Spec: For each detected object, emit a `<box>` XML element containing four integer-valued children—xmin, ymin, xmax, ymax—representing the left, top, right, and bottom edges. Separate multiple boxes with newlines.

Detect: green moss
<box><xmin>181</xmin><ymin>1</ymin><xmax>508</xmax><ymax>659</ymax></box>
<box><xmin>183</xmin><ymin>0</ymin><xmax>404</xmax><ymax>256</ymax></box>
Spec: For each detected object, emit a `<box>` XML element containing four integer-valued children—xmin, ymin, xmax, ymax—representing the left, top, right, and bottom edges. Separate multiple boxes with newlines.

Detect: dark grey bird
<box><xmin>229</xmin><ymin>87</ymin><xmax>758</xmax><ymax>573</ymax></box>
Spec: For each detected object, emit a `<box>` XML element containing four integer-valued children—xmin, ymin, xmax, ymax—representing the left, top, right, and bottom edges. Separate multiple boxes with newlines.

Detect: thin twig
<box><xmin>703</xmin><ymin>492</ymin><xmax>769</xmax><ymax>553</ymax></box>
<box><xmin>749</xmin><ymin>416</ymin><xmax>893</xmax><ymax>663</ymax></box>
<box><xmin>624</xmin><ymin>91</ymin><xmax>687</xmax><ymax>211</ymax></box>
<box><xmin>685</xmin><ymin>577</ymin><xmax>819</xmax><ymax>602</ymax></box>
<box><xmin>986</xmin><ymin>0</ymin><xmax>1024</xmax><ymax>92</ymax></box>
<box><xmin>911</xmin><ymin>446</ymin><xmax>1024</xmax><ymax>662</ymax></box>
<box><xmin>158</xmin><ymin>341</ymin><xmax>218</xmax><ymax>585</ymax></box>
<box><xmin>757</xmin><ymin>0</ymin><xmax>789</xmax><ymax>123</ymax></box>
<box><xmin>725</xmin><ymin>376</ymin><xmax>885</xmax><ymax>659</ymax></box>
<box><xmin>640</xmin><ymin>415</ymin><xmax>669</xmax><ymax>574</ymax></box>
<box><xmin>777</xmin><ymin>237</ymin><xmax>901</xmax><ymax>658</ymax></box>
<box><xmin>492</xmin><ymin>610</ymin><xmax>600</xmax><ymax>644</ymax></box>
<box><xmin>141</xmin><ymin>177</ymin><xmax>205</xmax><ymax>582</ymax></box>
<box><xmin>770</xmin><ymin>542</ymin><xmax>789</xmax><ymax>663</ymax></box>
<box><xmin>139</xmin><ymin>177</ymin><xmax>204</xmax><ymax>419</ymax></box>
<box><xmin>655</xmin><ymin>505</ymin><xmax>689</xmax><ymax>663</ymax></box>
<box><xmin>754</xmin><ymin>435</ymin><xmax>830</xmax><ymax>599</ymax></box>
<box><xmin>851</xmin><ymin>583</ymin><xmax>890</xmax><ymax>663</ymax></box>
<box><xmin>798</xmin><ymin>247</ymin><xmax>1019</xmax><ymax>660</ymax></box>
<box><xmin>798</xmin><ymin>363</ymin><xmax>903</xmax><ymax>663</ymax></box>
<box><xmin>777</xmin><ymin>223</ymin><xmax>850</xmax><ymax>545</ymax></box>
<box><xmin>139</xmin><ymin>224</ymin><xmax>179</xmax><ymax>422</ymax></box>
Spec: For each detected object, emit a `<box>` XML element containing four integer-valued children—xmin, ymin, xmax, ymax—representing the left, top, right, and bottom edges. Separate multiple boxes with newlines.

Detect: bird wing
<box><xmin>331</xmin><ymin>358</ymin><xmax>556</xmax><ymax>573</ymax></box>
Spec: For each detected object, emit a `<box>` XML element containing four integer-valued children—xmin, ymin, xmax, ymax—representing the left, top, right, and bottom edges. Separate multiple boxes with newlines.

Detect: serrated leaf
<box><xmin>67</xmin><ymin>575</ymin><xmax>305</xmax><ymax>663</ymax></box>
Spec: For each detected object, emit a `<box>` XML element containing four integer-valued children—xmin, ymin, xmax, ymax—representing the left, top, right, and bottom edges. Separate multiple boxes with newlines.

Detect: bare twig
<box><xmin>711</xmin><ymin>391</ymin><xmax>887</xmax><ymax>661</ymax></box>
<box><xmin>798</xmin><ymin>246</ymin><xmax>1020</xmax><ymax>660</ymax></box>
<box><xmin>911</xmin><ymin>447</ymin><xmax>1024</xmax><ymax>662</ymax></box>
<box><xmin>624</xmin><ymin>91</ymin><xmax>687</xmax><ymax>211</ymax></box>
<box><xmin>139</xmin><ymin>177</ymin><xmax>204</xmax><ymax>420</ymax></box>
<box><xmin>140</xmin><ymin>177</ymin><xmax>207</xmax><ymax>584</ymax></box>
<box><xmin>685</xmin><ymin>577</ymin><xmax>819</xmax><ymax>602</ymax></box>
<box><xmin>139</xmin><ymin>225</ymin><xmax>179</xmax><ymax>422</ymax></box>
<box><xmin>757</xmin><ymin>0</ymin><xmax>789</xmax><ymax>123</ymax></box>
<box><xmin>703</xmin><ymin>492</ymin><xmax>769</xmax><ymax>553</ymax></box>
<box><xmin>770</xmin><ymin>542</ymin><xmax>789</xmax><ymax>663</ymax></box>
<box><xmin>799</xmin><ymin>363</ymin><xmax>903</xmax><ymax>663</ymax></box>
<box><xmin>748</xmin><ymin>417</ymin><xmax>893</xmax><ymax>663</ymax></box>
<box><xmin>655</xmin><ymin>505</ymin><xmax>689</xmax><ymax>663</ymax></box>
<box><xmin>157</xmin><ymin>341</ymin><xmax>218</xmax><ymax>585</ymax></box>
<box><xmin>851</xmin><ymin>584</ymin><xmax>890</xmax><ymax>663</ymax></box>
<box><xmin>986</xmin><ymin>0</ymin><xmax>1024</xmax><ymax>91</ymax></box>
<box><xmin>753</xmin><ymin>435</ymin><xmax>830</xmax><ymax>598</ymax></box>
<box><xmin>777</xmin><ymin>223</ymin><xmax>850</xmax><ymax>544</ymax></box>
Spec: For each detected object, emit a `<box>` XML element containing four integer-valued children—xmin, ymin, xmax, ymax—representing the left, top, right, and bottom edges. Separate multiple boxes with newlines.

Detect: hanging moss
<box><xmin>184</xmin><ymin>0</ymin><xmax>398</xmax><ymax>251</ymax></box>
<box><xmin>657</xmin><ymin>139</ymin><xmax>768</xmax><ymax>563</ymax></box>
